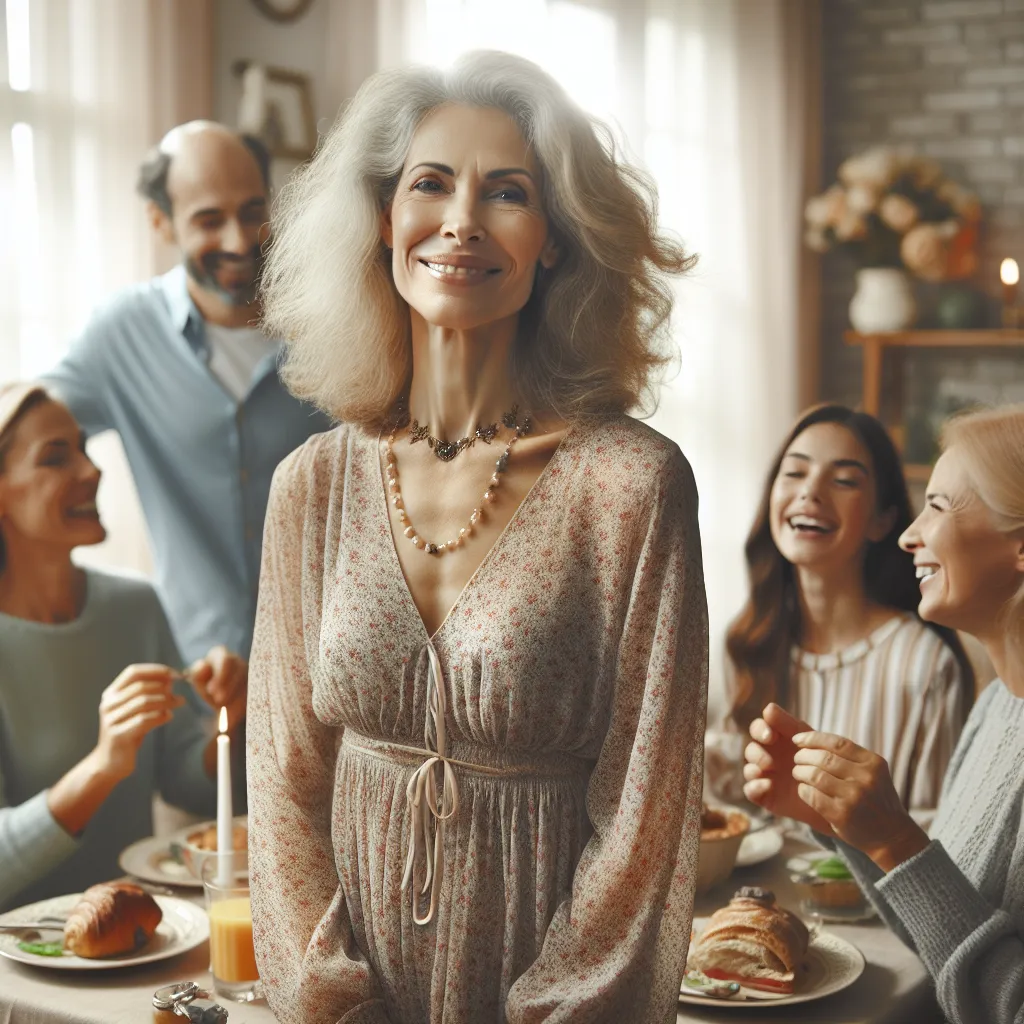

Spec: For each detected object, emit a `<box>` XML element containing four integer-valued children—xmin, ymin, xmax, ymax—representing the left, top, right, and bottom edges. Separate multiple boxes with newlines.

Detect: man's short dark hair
<box><xmin>136</xmin><ymin>132</ymin><xmax>272</xmax><ymax>214</ymax></box>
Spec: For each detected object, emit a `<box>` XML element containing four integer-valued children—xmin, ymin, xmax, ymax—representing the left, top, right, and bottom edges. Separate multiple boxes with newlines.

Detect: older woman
<box><xmin>0</xmin><ymin>384</ymin><xmax>247</xmax><ymax>911</ymax></box>
<box><xmin>248</xmin><ymin>51</ymin><xmax>708</xmax><ymax>1024</ymax></box>
<box><xmin>744</xmin><ymin>404</ymin><xmax>1024</xmax><ymax>1024</ymax></box>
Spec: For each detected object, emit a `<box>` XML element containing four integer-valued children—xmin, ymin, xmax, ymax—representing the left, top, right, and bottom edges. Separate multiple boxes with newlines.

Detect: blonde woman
<box><xmin>247</xmin><ymin>52</ymin><xmax>709</xmax><ymax>1024</ymax></box>
<box><xmin>744</xmin><ymin>405</ymin><xmax>1024</xmax><ymax>1024</ymax></box>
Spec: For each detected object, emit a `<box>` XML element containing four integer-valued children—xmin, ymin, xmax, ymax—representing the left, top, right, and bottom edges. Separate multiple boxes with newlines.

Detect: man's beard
<box><xmin>185</xmin><ymin>246</ymin><xmax>264</xmax><ymax>307</ymax></box>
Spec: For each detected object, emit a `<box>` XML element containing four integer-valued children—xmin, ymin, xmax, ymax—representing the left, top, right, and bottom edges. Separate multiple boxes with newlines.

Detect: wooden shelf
<box><xmin>845</xmin><ymin>328</ymin><xmax>1024</xmax><ymax>349</ymax></box>
<box><xmin>842</xmin><ymin>328</ymin><xmax>1024</xmax><ymax>418</ymax></box>
<box><xmin>843</xmin><ymin>329</ymin><xmax>1024</xmax><ymax>483</ymax></box>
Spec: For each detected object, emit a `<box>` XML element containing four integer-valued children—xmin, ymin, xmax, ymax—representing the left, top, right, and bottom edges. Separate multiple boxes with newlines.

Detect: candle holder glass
<box><xmin>201</xmin><ymin>860</ymin><xmax>263</xmax><ymax>1004</ymax></box>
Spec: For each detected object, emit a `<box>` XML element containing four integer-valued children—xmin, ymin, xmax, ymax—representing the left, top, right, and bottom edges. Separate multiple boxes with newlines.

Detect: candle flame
<box><xmin>1001</xmin><ymin>258</ymin><xmax>1020</xmax><ymax>287</ymax></box>
<box><xmin>218</xmin><ymin>706</ymin><xmax>228</xmax><ymax>734</ymax></box>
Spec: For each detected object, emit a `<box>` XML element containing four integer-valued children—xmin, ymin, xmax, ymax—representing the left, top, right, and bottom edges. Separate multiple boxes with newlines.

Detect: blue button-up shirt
<box><xmin>42</xmin><ymin>266</ymin><xmax>332</xmax><ymax>664</ymax></box>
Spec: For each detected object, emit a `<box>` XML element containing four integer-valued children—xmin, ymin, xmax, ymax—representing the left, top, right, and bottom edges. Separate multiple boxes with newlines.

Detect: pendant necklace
<box><xmin>387</xmin><ymin>405</ymin><xmax>531</xmax><ymax>555</ymax></box>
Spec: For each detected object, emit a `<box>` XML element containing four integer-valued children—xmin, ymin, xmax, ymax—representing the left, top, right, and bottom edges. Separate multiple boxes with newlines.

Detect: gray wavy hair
<box><xmin>261</xmin><ymin>50</ymin><xmax>695</xmax><ymax>427</ymax></box>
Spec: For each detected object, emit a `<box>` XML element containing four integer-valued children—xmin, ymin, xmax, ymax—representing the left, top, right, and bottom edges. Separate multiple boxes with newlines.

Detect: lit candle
<box><xmin>216</xmin><ymin>706</ymin><xmax>233</xmax><ymax>886</ymax></box>
<box><xmin>1001</xmin><ymin>258</ymin><xmax>1020</xmax><ymax>328</ymax></box>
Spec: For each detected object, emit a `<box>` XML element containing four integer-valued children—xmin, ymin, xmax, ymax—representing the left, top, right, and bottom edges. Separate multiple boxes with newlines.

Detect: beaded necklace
<box><xmin>386</xmin><ymin>406</ymin><xmax>531</xmax><ymax>556</ymax></box>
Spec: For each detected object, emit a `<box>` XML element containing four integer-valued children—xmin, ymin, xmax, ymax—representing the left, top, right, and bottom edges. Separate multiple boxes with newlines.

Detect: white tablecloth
<box><xmin>0</xmin><ymin>835</ymin><xmax>940</xmax><ymax>1024</ymax></box>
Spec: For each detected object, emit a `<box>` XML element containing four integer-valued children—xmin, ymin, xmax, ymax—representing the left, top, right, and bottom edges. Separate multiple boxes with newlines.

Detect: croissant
<box><xmin>63</xmin><ymin>882</ymin><xmax>162</xmax><ymax>958</ymax></box>
<box><xmin>687</xmin><ymin>887</ymin><xmax>809</xmax><ymax>994</ymax></box>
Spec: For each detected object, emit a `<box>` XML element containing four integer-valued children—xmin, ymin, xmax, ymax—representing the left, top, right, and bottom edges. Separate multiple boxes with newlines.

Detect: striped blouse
<box><xmin>706</xmin><ymin>614</ymin><xmax>968</xmax><ymax>823</ymax></box>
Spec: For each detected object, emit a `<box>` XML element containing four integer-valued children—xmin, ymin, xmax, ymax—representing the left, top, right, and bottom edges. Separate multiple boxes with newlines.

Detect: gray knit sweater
<box><xmin>831</xmin><ymin>678</ymin><xmax>1024</xmax><ymax>1024</ymax></box>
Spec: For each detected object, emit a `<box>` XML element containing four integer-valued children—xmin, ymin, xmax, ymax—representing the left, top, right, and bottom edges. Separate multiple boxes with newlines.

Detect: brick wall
<box><xmin>821</xmin><ymin>0</ymin><xmax>1024</xmax><ymax>459</ymax></box>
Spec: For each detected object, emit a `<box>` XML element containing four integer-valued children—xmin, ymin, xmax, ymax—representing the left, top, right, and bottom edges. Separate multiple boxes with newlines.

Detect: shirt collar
<box><xmin>160</xmin><ymin>264</ymin><xmax>201</xmax><ymax>337</ymax></box>
<box><xmin>158</xmin><ymin>263</ymin><xmax>285</xmax><ymax>370</ymax></box>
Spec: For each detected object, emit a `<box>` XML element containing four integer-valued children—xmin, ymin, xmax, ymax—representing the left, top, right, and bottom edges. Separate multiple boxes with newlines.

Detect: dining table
<box><xmin>0</xmin><ymin>879</ymin><xmax>275</xmax><ymax>1024</ymax></box>
<box><xmin>0</xmin><ymin>831</ymin><xmax>942</xmax><ymax>1024</ymax></box>
<box><xmin>678</xmin><ymin>830</ymin><xmax>944</xmax><ymax>1024</ymax></box>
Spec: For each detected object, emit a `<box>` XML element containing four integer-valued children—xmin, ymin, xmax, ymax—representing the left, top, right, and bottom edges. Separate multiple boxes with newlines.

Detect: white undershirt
<box><xmin>204</xmin><ymin>323</ymin><xmax>277</xmax><ymax>402</ymax></box>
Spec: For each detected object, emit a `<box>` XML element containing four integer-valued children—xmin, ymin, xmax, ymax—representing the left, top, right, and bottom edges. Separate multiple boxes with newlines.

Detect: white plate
<box><xmin>0</xmin><ymin>893</ymin><xmax>208</xmax><ymax>970</ymax></box>
<box><xmin>736</xmin><ymin>827</ymin><xmax>784</xmax><ymax>868</ymax></box>
<box><xmin>119</xmin><ymin>834</ymin><xmax>200</xmax><ymax>888</ymax></box>
<box><xmin>680</xmin><ymin>918</ymin><xmax>865</xmax><ymax>1008</ymax></box>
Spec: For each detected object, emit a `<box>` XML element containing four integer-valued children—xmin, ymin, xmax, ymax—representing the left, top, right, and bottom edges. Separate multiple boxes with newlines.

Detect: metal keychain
<box><xmin>152</xmin><ymin>982</ymin><xmax>229</xmax><ymax>1022</ymax></box>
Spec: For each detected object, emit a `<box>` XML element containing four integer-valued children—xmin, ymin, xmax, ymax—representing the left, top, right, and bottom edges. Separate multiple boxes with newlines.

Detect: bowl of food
<box><xmin>696</xmin><ymin>803</ymin><xmax>750</xmax><ymax>893</ymax></box>
<box><xmin>787</xmin><ymin>851</ymin><xmax>874</xmax><ymax>922</ymax></box>
<box><xmin>171</xmin><ymin>816</ymin><xmax>248</xmax><ymax>882</ymax></box>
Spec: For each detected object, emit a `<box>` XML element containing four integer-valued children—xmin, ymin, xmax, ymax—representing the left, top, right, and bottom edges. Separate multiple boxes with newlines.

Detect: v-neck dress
<box><xmin>246</xmin><ymin>415</ymin><xmax>709</xmax><ymax>1024</ymax></box>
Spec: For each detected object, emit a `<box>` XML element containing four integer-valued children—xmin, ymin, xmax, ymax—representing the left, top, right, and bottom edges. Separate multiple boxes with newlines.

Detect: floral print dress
<box><xmin>247</xmin><ymin>415</ymin><xmax>709</xmax><ymax>1024</ymax></box>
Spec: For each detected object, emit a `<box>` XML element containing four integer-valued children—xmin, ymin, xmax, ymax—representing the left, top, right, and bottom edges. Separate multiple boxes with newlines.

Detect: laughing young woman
<box><xmin>0</xmin><ymin>384</ymin><xmax>247</xmax><ymax>911</ymax></box>
<box><xmin>744</xmin><ymin>404</ymin><xmax>1024</xmax><ymax>1024</ymax></box>
<box><xmin>247</xmin><ymin>52</ymin><xmax>709</xmax><ymax>1024</ymax></box>
<box><xmin>706</xmin><ymin>405</ymin><xmax>972</xmax><ymax>822</ymax></box>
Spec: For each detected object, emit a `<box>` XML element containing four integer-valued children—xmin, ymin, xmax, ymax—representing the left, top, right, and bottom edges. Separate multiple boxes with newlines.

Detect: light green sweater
<box><xmin>833</xmin><ymin>678</ymin><xmax>1024</xmax><ymax>1024</ymax></box>
<box><xmin>0</xmin><ymin>569</ymin><xmax>217</xmax><ymax>910</ymax></box>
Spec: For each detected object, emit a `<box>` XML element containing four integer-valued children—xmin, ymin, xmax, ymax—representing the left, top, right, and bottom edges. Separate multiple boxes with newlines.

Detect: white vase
<box><xmin>848</xmin><ymin>268</ymin><xmax>917</xmax><ymax>333</ymax></box>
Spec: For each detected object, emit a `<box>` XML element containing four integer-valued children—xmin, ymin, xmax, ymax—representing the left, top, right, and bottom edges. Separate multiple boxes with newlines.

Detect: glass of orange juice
<box><xmin>201</xmin><ymin>861</ymin><xmax>263</xmax><ymax>1003</ymax></box>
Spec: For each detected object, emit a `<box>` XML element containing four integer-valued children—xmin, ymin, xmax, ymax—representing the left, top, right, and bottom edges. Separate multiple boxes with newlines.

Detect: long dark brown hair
<box><xmin>725</xmin><ymin>404</ymin><xmax>974</xmax><ymax>733</ymax></box>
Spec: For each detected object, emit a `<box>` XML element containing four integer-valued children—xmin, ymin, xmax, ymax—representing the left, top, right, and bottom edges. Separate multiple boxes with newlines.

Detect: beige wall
<box><xmin>211</xmin><ymin>0</ymin><xmax>380</xmax><ymax>188</ymax></box>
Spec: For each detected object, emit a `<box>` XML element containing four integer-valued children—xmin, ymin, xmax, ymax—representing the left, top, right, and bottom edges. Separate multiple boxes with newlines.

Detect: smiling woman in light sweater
<box><xmin>743</xmin><ymin>403</ymin><xmax>1024</xmax><ymax>1024</ymax></box>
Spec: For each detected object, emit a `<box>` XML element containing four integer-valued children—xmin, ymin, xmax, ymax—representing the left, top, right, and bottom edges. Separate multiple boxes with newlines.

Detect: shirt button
<box><xmin>245</xmin><ymin>526</ymin><xmax>255</xmax><ymax>541</ymax></box>
<box><xmin>239</xmin><ymin>469</ymin><xmax>249</xmax><ymax>484</ymax></box>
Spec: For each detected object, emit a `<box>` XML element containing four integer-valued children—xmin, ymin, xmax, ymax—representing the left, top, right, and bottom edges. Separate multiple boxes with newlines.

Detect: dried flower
<box><xmin>838</xmin><ymin>147</ymin><xmax>899</xmax><ymax>189</ymax></box>
<box><xmin>804</xmin><ymin>227</ymin><xmax>830</xmax><ymax>253</ymax></box>
<box><xmin>803</xmin><ymin>145</ymin><xmax>979</xmax><ymax>280</ymax></box>
<box><xmin>846</xmin><ymin>184</ymin><xmax>879</xmax><ymax>215</ymax></box>
<box><xmin>805</xmin><ymin>185</ymin><xmax>846</xmax><ymax>228</ymax></box>
<box><xmin>834</xmin><ymin>210</ymin><xmax>869</xmax><ymax>242</ymax></box>
<box><xmin>879</xmin><ymin>194</ymin><xmax>920</xmax><ymax>234</ymax></box>
<box><xmin>938</xmin><ymin>182</ymin><xmax>982</xmax><ymax>223</ymax></box>
<box><xmin>945</xmin><ymin>222</ymin><xmax>980</xmax><ymax>280</ymax></box>
<box><xmin>901</xmin><ymin>223</ymin><xmax>948</xmax><ymax>281</ymax></box>
<box><xmin>911</xmin><ymin>157</ymin><xmax>943</xmax><ymax>190</ymax></box>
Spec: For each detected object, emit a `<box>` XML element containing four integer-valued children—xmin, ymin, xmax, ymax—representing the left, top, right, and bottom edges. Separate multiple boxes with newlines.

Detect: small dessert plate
<box><xmin>787</xmin><ymin>851</ymin><xmax>877</xmax><ymax>924</ymax></box>
<box><xmin>736</xmin><ymin>827</ymin><xmax>784</xmax><ymax>868</ymax></box>
<box><xmin>0</xmin><ymin>894</ymin><xmax>208</xmax><ymax>970</ymax></box>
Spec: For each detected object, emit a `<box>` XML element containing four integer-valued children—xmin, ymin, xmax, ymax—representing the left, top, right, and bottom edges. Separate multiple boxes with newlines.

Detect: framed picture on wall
<box><xmin>235</xmin><ymin>61</ymin><xmax>317</xmax><ymax>162</ymax></box>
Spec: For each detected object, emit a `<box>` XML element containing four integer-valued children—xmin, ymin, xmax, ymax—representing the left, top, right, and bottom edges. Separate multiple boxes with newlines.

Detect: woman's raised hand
<box><xmin>743</xmin><ymin>703</ymin><xmax>833</xmax><ymax>834</ymax></box>
<box><xmin>744</xmin><ymin>703</ymin><xmax>930</xmax><ymax>871</ymax></box>
<box><xmin>95</xmin><ymin>665</ymin><xmax>184</xmax><ymax>782</ymax></box>
<box><xmin>187</xmin><ymin>645</ymin><xmax>248</xmax><ymax>733</ymax></box>
<box><xmin>787</xmin><ymin>726</ymin><xmax>930</xmax><ymax>871</ymax></box>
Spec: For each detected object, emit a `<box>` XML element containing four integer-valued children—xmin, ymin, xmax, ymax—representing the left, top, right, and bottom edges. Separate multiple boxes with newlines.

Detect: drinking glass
<box><xmin>201</xmin><ymin>861</ymin><xmax>263</xmax><ymax>1003</ymax></box>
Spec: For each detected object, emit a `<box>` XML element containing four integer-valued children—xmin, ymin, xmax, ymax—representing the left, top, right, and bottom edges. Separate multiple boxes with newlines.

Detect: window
<box><xmin>0</xmin><ymin>0</ymin><xmax>154</xmax><ymax>379</ymax></box>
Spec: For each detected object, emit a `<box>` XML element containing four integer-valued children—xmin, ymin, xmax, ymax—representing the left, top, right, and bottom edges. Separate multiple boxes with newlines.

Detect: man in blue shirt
<box><xmin>43</xmin><ymin>122</ymin><xmax>332</xmax><ymax>702</ymax></box>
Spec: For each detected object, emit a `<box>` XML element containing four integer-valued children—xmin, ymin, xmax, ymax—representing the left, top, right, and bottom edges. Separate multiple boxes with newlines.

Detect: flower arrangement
<box><xmin>804</xmin><ymin>147</ymin><xmax>981</xmax><ymax>282</ymax></box>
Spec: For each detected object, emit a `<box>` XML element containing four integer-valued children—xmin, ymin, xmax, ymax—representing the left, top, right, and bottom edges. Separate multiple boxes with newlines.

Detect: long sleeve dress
<box><xmin>246</xmin><ymin>416</ymin><xmax>709</xmax><ymax>1024</ymax></box>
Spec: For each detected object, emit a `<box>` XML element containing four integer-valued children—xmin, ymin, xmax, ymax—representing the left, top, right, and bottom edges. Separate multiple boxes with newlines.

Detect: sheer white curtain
<box><xmin>0</xmin><ymin>0</ymin><xmax>213</xmax><ymax>576</ymax></box>
<box><xmin>640</xmin><ymin>1</ymin><xmax>820</xmax><ymax>716</ymax></box>
<box><xmin>378</xmin><ymin>0</ymin><xmax>819</xmax><ymax>710</ymax></box>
